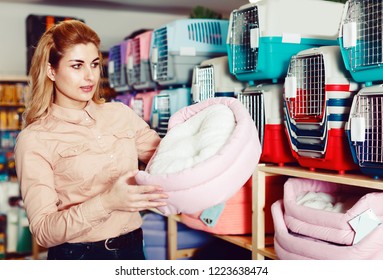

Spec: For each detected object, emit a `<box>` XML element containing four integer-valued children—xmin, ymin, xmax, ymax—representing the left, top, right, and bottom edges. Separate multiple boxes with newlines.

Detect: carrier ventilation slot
<box><xmin>354</xmin><ymin>95</ymin><xmax>383</xmax><ymax>166</ymax></box>
<box><xmin>231</xmin><ymin>6</ymin><xmax>259</xmax><ymax>74</ymax></box>
<box><xmin>238</xmin><ymin>91</ymin><xmax>265</xmax><ymax>146</ymax></box>
<box><xmin>188</xmin><ymin>22</ymin><xmax>223</xmax><ymax>45</ymax></box>
<box><xmin>286</xmin><ymin>54</ymin><xmax>326</xmax><ymax>122</ymax></box>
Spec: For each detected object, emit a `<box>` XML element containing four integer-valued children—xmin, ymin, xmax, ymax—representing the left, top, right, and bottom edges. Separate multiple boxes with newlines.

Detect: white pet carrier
<box><xmin>347</xmin><ymin>84</ymin><xmax>383</xmax><ymax>178</ymax></box>
<box><xmin>284</xmin><ymin>45</ymin><xmax>358</xmax><ymax>173</ymax></box>
<box><xmin>226</xmin><ymin>0</ymin><xmax>344</xmax><ymax>83</ymax></box>
<box><xmin>238</xmin><ymin>83</ymin><xmax>295</xmax><ymax>165</ymax></box>
<box><xmin>191</xmin><ymin>56</ymin><xmax>245</xmax><ymax>103</ymax></box>
<box><xmin>339</xmin><ymin>0</ymin><xmax>383</xmax><ymax>84</ymax></box>
<box><xmin>150</xmin><ymin>19</ymin><xmax>229</xmax><ymax>87</ymax></box>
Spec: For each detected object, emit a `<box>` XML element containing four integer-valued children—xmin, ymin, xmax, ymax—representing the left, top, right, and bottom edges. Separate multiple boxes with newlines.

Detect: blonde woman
<box><xmin>15</xmin><ymin>20</ymin><xmax>167</xmax><ymax>260</ymax></box>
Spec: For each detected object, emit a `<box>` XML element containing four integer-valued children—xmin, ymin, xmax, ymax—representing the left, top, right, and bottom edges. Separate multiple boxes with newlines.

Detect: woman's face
<box><xmin>49</xmin><ymin>43</ymin><xmax>100</xmax><ymax>109</ymax></box>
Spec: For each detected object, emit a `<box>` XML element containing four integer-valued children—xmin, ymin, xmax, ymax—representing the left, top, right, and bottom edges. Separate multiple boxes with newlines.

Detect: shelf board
<box><xmin>257</xmin><ymin>164</ymin><xmax>383</xmax><ymax>191</ymax></box>
<box><xmin>216</xmin><ymin>234</ymin><xmax>252</xmax><ymax>251</ymax></box>
<box><xmin>0</xmin><ymin>75</ymin><xmax>29</xmax><ymax>82</ymax></box>
<box><xmin>257</xmin><ymin>247</ymin><xmax>277</xmax><ymax>260</ymax></box>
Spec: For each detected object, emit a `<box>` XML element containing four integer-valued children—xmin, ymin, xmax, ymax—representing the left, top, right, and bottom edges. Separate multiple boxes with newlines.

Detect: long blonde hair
<box><xmin>24</xmin><ymin>20</ymin><xmax>105</xmax><ymax>127</ymax></box>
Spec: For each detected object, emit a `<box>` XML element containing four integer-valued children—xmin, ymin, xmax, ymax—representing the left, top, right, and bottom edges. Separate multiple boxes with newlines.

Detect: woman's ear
<box><xmin>47</xmin><ymin>63</ymin><xmax>56</xmax><ymax>81</ymax></box>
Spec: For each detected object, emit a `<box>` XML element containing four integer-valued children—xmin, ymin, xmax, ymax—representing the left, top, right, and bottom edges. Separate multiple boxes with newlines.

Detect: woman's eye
<box><xmin>91</xmin><ymin>62</ymin><xmax>100</xmax><ymax>68</ymax></box>
<box><xmin>72</xmin><ymin>64</ymin><xmax>82</xmax><ymax>69</ymax></box>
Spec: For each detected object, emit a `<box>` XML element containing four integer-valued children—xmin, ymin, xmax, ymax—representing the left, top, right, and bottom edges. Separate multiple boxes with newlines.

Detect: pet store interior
<box><xmin>1</xmin><ymin>0</ymin><xmax>383</xmax><ymax>261</ymax></box>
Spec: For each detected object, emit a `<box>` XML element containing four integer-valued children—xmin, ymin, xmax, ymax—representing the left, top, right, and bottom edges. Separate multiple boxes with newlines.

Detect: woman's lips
<box><xmin>80</xmin><ymin>85</ymin><xmax>94</xmax><ymax>92</ymax></box>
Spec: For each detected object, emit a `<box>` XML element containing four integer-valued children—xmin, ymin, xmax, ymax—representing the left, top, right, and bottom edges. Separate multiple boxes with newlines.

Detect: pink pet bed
<box><xmin>135</xmin><ymin>97</ymin><xmax>261</xmax><ymax>215</ymax></box>
<box><xmin>272</xmin><ymin>178</ymin><xmax>383</xmax><ymax>259</ymax></box>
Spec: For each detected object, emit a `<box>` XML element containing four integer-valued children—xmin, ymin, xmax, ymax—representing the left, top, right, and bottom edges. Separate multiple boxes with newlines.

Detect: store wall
<box><xmin>0</xmin><ymin>3</ymin><xmax>186</xmax><ymax>76</ymax></box>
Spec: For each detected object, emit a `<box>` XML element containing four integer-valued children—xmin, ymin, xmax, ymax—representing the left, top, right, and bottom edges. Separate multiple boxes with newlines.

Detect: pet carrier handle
<box><xmin>127</xmin><ymin>56</ymin><xmax>134</xmax><ymax>70</ymax></box>
<box><xmin>250</xmin><ymin>28</ymin><xmax>259</xmax><ymax>49</ymax></box>
<box><xmin>350</xmin><ymin>116</ymin><xmax>365</xmax><ymax>142</ymax></box>
<box><xmin>284</xmin><ymin>76</ymin><xmax>297</xmax><ymax>98</ymax></box>
<box><xmin>342</xmin><ymin>22</ymin><xmax>357</xmax><ymax>48</ymax></box>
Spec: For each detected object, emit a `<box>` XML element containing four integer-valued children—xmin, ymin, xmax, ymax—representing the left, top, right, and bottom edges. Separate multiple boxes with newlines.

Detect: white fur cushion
<box><xmin>148</xmin><ymin>104</ymin><xmax>236</xmax><ymax>174</ymax></box>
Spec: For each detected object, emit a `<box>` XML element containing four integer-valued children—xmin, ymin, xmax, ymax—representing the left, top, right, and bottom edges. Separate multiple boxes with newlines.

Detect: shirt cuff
<box><xmin>81</xmin><ymin>195</ymin><xmax>111</xmax><ymax>227</ymax></box>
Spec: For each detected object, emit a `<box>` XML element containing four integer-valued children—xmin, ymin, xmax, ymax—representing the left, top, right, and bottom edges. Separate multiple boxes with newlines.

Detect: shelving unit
<box><xmin>252</xmin><ymin>164</ymin><xmax>383</xmax><ymax>260</ymax></box>
<box><xmin>162</xmin><ymin>163</ymin><xmax>383</xmax><ymax>260</ymax></box>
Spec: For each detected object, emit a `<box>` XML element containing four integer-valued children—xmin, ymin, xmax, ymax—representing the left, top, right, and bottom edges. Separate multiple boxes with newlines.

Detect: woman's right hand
<box><xmin>100</xmin><ymin>169</ymin><xmax>168</xmax><ymax>213</ymax></box>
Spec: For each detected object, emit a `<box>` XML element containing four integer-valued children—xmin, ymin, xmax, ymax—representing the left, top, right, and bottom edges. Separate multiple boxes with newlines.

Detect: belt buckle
<box><xmin>104</xmin><ymin>238</ymin><xmax>117</xmax><ymax>251</ymax></box>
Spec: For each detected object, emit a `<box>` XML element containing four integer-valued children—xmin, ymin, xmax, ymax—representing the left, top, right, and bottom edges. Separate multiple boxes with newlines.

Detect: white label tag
<box><xmin>350</xmin><ymin>117</ymin><xmax>366</xmax><ymax>142</ymax></box>
<box><xmin>348</xmin><ymin>209</ymin><xmax>382</xmax><ymax>245</ymax></box>
<box><xmin>343</xmin><ymin>22</ymin><xmax>357</xmax><ymax>48</ymax></box>
<box><xmin>282</xmin><ymin>33</ymin><xmax>301</xmax><ymax>44</ymax></box>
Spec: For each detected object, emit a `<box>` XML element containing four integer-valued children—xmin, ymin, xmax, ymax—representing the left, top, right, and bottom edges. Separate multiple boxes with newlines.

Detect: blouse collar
<box><xmin>50</xmin><ymin>100</ymin><xmax>97</xmax><ymax>126</ymax></box>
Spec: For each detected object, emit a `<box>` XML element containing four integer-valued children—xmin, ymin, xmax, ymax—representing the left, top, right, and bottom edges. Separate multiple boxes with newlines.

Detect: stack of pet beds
<box><xmin>271</xmin><ymin>178</ymin><xmax>383</xmax><ymax>259</ymax></box>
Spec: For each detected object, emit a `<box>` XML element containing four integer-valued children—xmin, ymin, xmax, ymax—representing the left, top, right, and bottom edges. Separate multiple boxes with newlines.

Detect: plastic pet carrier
<box><xmin>346</xmin><ymin>84</ymin><xmax>383</xmax><ymax>179</ymax></box>
<box><xmin>339</xmin><ymin>0</ymin><xmax>383</xmax><ymax>84</ymax></box>
<box><xmin>150</xmin><ymin>88</ymin><xmax>191</xmax><ymax>137</ymax></box>
<box><xmin>108</xmin><ymin>41</ymin><xmax>130</xmax><ymax>92</ymax></box>
<box><xmin>150</xmin><ymin>19</ymin><xmax>229</xmax><ymax>87</ymax></box>
<box><xmin>226</xmin><ymin>0</ymin><xmax>344</xmax><ymax>83</ymax></box>
<box><xmin>191</xmin><ymin>56</ymin><xmax>245</xmax><ymax>103</ymax></box>
<box><xmin>283</xmin><ymin>46</ymin><xmax>359</xmax><ymax>173</ymax></box>
<box><xmin>238</xmin><ymin>83</ymin><xmax>295</xmax><ymax>165</ymax></box>
<box><xmin>141</xmin><ymin>212</ymin><xmax>214</xmax><ymax>260</ymax></box>
<box><xmin>126</xmin><ymin>30</ymin><xmax>157</xmax><ymax>90</ymax></box>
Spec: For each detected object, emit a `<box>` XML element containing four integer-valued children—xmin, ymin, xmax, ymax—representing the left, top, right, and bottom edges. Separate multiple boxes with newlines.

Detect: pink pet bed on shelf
<box><xmin>271</xmin><ymin>178</ymin><xmax>383</xmax><ymax>259</ymax></box>
<box><xmin>135</xmin><ymin>97</ymin><xmax>261</xmax><ymax>216</ymax></box>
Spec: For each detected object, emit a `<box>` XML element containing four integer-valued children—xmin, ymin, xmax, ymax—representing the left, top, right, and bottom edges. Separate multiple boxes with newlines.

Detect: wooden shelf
<box><xmin>252</xmin><ymin>163</ymin><xmax>383</xmax><ymax>260</ymax></box>
<box><xmin>0</xmin><ymin>75</ymin><xmax>29</xmax><ymax>82</ymax></box>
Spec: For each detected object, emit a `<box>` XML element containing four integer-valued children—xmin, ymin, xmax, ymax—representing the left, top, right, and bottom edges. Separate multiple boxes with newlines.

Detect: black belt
<box><xmin>93</xmin><ymin>228</ymin><xmax>143</xmax><ymax>251</ymax></box>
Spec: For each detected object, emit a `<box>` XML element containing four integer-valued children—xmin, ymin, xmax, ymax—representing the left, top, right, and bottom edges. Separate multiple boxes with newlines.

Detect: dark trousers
<box><xmin>47</xmin><ymin>228</ymin><xmax>145</xmax><ymax>260</ymax></box>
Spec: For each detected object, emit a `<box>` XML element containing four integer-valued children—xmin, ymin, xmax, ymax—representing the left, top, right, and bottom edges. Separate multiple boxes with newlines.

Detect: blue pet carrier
<box><xmin>191</xmin><ymin>56</ymin><xmax>245</xmax><ymax>103</ymax></box>
<box><xmin>339</xmin><ymin>0</ymin><xmax>383</xmax><ymax>84</ymax></box>
<box><xmin>238</xmin><ymin>83</ymin><xmax>296</xmax><ymax>165</ymax></box>
<box><xmin>150</xmin><ymin>88</ymin><xmax>192</xmax><ymax>137</ymax></box>
<box><xmin>346</xmin><ymin>84</ymin><xmax>383</xmax><ymax>179</ymax></box>
<box><xmin>126</xmin><ymin>30</ymin><xmax>157</xmax><ymax>90</ymax></box>
<box><xmin>283</xmin><ymin>46</ymin><xmax>358</xmax><ymax>173</ymax></box>
<box><xmin>150</xmin><ymin>19</ymin><xmax>229</xmax><ymax>87</ymax></box>
<box><xmin>226</xmin><ymin>0</ymin><xmax>344</xmax><ymax>83</ymax></box>
<box><xmin>141</xmin><ymin>212</ymin><xmax>214</xmax><ymax>260</ymax></box>
<box><xmin>108</xmin><ymin>41</ymin><xmax>130</xmax><ymax>92</ymax></box>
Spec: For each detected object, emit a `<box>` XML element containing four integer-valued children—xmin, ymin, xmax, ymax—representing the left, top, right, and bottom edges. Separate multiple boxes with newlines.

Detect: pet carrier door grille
<box><xmin>128</xmin><ymin>38</ymin><xmax>141</xmax><ymax>85</ymax></box>
<box><xmin>345</xmin><ymin>0</ymin><xmax>383</xmax><ymax>70</ymax></box>
<box><xmin>230</xmin><ymin>6</ymin><xmax>259</xmax><ymax>74</ymax></box>
<box><xmin>195</xmin><ymin>65</ymin><xmax>214</xmax><ymax>101</ymax></box>
<box><xmin>152</xmin><ymin>27</ymin><xmax>169</xmax><ymax>82</ymax></box>
<box><xmin>286</xmin><ymin>54</ymin><xmax>326</xmax><ymax>122</ymax></box>
<box><xmin>353</xmin><ymin>95</ymin><xmax>383</xmax><ymax>166</ymax></box>
<box><xmin>153</xmin><ymin>94</ymin><xmax>171</xmax><ymax>137</ymax></box>
<box><xmin>238</xmin><ymin>92</ymin><xmax>265</xmax><ymax>146</ymax></box>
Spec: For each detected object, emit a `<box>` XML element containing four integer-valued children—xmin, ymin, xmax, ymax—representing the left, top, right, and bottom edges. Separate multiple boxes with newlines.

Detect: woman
<box><xmin>14</xmin><ymin>20</ymin><xmax>167</xmax><ymax>260</ymax></box>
